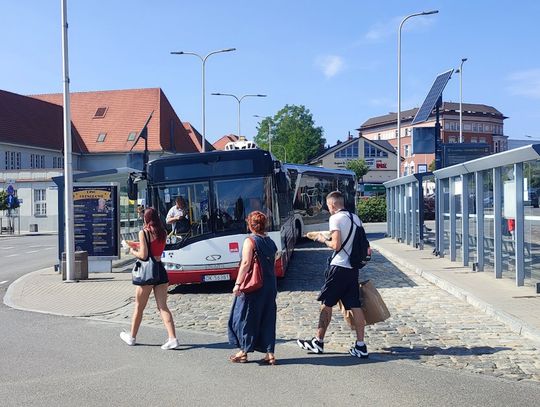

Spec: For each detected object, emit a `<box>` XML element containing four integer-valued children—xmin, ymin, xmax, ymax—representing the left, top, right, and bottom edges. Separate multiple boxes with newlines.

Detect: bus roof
<box><xmin>147</xmin><ymin>148</ymin><xmax>274</xmax><ymax>183</ymax></box>
<box><xmin>283</xmin><ymin>163</ymin><xmax>355</xmax><ymax>177</ymax></box>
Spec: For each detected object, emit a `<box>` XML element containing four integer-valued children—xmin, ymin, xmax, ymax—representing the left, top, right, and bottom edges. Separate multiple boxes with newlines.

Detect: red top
<box><xmin>144</xmin><ymin>230</ymin><xmax>166</xmax><ymax>256</ymax></box>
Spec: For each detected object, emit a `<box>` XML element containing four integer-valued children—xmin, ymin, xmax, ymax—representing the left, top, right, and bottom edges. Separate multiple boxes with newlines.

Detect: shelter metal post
<box><xmin>449</xmin><ymin>177</ymin><xmax>457</xmax><ymax>261</ymax></box>
<box><xmin>411</xmin><ymin>181</ymin><xmax>418</xmax><ymax>248</ymax></box>
<box><xmin>493</xmin><ymin>167</ymin><xmax>503</xmax><ymax>278</ymax></box>
<box><xmin>475</xmin><ymin>171</ymin><xmax>484</xmax><ymax>271</ymax></box>
<box><xmin>461</xmin><ymin>174</ymin><xmax>469</xmax><ymax>266</ymax></box>
<box><xmin>515</xmin><ymin>162</ymin><xmax>525</xmax><ymax>286</ymax></box>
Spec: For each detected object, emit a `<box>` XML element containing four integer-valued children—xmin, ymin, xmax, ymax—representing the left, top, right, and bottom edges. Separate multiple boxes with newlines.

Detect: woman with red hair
<box><xmin>120</xmin><ymin>207</ymin><xmax>179</xmax><ymax>350</ymax></box>
<box><xmin>228</xmin><ymin>211</ymin><xmax>278</xmax><ymax>365</ymax></box>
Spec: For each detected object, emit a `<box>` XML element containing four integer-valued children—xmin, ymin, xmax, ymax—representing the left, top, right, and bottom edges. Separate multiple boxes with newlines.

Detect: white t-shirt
<box><xmin>166</xmin><ymin>206</ymin><xmax>187</xmax><ymax>227</ymax></box>
<box><xmin>329</xmin><ymin>210</ymin><xmax>362</xmax><ymax>268</ymax></box>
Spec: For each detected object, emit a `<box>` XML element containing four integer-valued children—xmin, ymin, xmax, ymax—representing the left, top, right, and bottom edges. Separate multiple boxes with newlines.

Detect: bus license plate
<box><xmin>203</xmin><ymin>274</ymin><xmax>230</xmax><ymax>282</ymax></box>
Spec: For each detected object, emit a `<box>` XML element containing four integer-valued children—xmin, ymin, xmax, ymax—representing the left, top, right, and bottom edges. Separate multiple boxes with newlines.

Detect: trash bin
<box><xmin>29</xmin><ymin>224</ymin><xmax>38</xmax><ymax>232</ymax></box>
<box><xmin>61</xmin><ymin>251</ymin><xmax>89</xmax><ymax>281</ymax></box>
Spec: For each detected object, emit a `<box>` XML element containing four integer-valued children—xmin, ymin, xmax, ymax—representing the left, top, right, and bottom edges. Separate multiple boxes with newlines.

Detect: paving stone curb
<box><xmin>370</xmin><ymin>241</ymin><xmax>540</xmax><ymax>345</ymax></box>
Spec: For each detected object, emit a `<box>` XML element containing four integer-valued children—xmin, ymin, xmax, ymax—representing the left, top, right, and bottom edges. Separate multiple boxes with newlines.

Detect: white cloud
<box><xmin>507</xmin><ymin>69</ymin><xmax>540</xmax><ymax>98</ymax></box>
<box><xmin>364</xmin><ymin>15</ymin><xmax>436</xmax><ymax>43</ymax></box>
<box><xmin>315</xmin><ymin>55</ymin><xmax>345</xmax><ymax>78</ymax></box>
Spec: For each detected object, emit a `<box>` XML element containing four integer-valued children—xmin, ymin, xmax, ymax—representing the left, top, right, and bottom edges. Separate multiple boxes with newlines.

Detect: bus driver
<box><xmin>166</xmin><ymin>196</ymin><xmax>190</xmax><ymax>234</ymax></box>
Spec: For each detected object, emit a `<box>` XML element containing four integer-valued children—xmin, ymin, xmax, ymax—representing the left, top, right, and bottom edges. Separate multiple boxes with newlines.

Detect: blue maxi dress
<box><xmin>228</xmin><ymin>234</ymin><xmax>278</xmax><ymax>354</ymax></box>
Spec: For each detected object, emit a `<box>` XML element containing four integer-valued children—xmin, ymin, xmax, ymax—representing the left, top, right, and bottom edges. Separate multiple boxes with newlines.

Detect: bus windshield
<box><xmin>157</xmin><ymin>181</ymin><xmax>211</xmax><ymax>239</ymax></box>
<box><xmin>155</xmin><ymin>176</ymin><xmax>272</xmax><ymax>241</ymax></box>
<box><xmin>214</xmin><ymin>176</ymin><xmax>271</xmax><ymax>233</ymax></box>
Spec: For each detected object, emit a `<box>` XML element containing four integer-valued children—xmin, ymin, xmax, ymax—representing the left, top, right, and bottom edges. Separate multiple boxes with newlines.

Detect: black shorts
<box><xmin>317</xmin><ymin>265</ymin><xmax>362</xmax><ymax>310</ymax></box>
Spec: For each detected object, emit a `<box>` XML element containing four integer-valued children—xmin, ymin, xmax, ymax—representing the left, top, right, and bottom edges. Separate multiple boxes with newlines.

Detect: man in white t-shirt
<box><xmin>166</xmin><ymin>197</ymin><xmax>190</xmax><ymax>234</ymax></box>
<box><xmin>297</xmin><ymin>190</ymin><xmax>368</xmax><ymax>359</ymax></box>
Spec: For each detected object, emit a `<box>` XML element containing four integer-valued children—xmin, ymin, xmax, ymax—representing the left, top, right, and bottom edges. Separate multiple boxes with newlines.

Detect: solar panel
<box><xmin>412</xmin><ymin>69</ymin><xmax>454</xmax><ymax>125</ymax></box>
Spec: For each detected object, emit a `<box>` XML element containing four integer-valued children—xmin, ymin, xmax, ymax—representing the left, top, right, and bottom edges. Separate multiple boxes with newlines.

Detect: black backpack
<box><xmin>333</xmin><ymin>211</ymin><xmax>371</xmax><ymax>269</ymax></box>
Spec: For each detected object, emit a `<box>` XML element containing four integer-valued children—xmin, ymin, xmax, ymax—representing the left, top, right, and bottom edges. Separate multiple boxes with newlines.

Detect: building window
<box><xmin>127</xmin><ymin>131</ymin><xmax>137</xmax><ymax>141</ymax></box>
<box><xmin>471</xmin><ymin>137</ymin><xmax>478</xmax><ymax>143</ymax></box>
<box><xmin>97</xmin><ymin>133</ymin><xmax>107</xmax><ymax>142</ymax></box>
<box><xmin>5</xmin><ymin>151</ymin><xmax>21</xmax><ymax>169</ymax></box>
<box><xmin>472</xmin><ymin>123</ymin><xmax>478</xmax><ymax>132</ymax></box>
<box><xmin>34</xmin><ymin>189</ymin><xmax>47</xmax><ymax>216</ymax></box>
<box><xmin>53</xmin><ymin>157</ymin><xmax>64</xmax><ymax>168</ymax></box>
<box><xmin>479</xmin><ymin>137</ymin><xmax>487</xmax><ymax>144</ymax></box>
<box><xmin>364</xmin><ymin>142</ymin><xmax>388</xmax><ymax>158</ymax></box>
<box><xmin>478</xmin><ymin>123</ymin><xmax>484</xmax><ymax>132</ymax></box>
<box><xmin>404</xmin><ymin>144</ymin><xmax>410</xmax><ymax>157</ymax></box>
<box><xmin>93</xmin><ymin>107</ymin><xmax>108</xmax><ymax>118</ymax></box>
<box><xmin>31</xmin><ymin>154</ymin><xmax>45</xmax><ymax>168</ymax></box>
<box><xmin>448</xmin><ymin>136</ymin><xmax>457</xmax><ymax>143</ymax></box>
<box><xmin>335</xmin><ymin>142</ymin><xmax>359</xmax><ymax>158</ymax></box>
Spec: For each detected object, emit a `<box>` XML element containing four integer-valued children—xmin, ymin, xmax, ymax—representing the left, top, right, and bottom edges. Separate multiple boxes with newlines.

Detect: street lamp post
<box><xmin>212</xmin><ymin>93</ymin><xmax>267</xmax><ymax>137</ymax></box>
<box><xmin>253</xmin><ymin>114</ymin><xmax>272</xmax><ymax>152</ymax></box>
<box><xmin>456</xmin><ymin>58</ymin><xmax>468</xmax><ymax>143</ymax></box>
<box><xmin>397</xmin><ymin>10</ymin><xmax>438</xmax><ymax>178</ymax></box>
<box><xmin>170</xmin><ymin>48</ymin><xmax>236</xmax><ymax>152</ymax></box>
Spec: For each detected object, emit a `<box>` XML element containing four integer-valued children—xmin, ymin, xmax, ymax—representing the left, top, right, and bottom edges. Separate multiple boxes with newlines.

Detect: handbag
<box><xmin>132</xmin><ymin>231</ymin><xmax>161</xmax><ymax>286</ymax></box>
<box><xmin>238</xmin><ymin>237</ymin><xmax>263</xmax><ymax>293</ymax></box>
<box><xmin>338</xmin><ymin>280</ymin><xmax>390</xmax><ymax>326</ymax></box>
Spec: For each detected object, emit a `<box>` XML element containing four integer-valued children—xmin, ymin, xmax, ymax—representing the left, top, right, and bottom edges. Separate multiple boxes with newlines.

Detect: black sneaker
<box><xmin>349</xmin><ymin>342</ymin><xmax>369</xmax><ymax>358</ymax></box>
<box><xmin>297</xmin><ymin>337</ymin><xmax>324</xmax><ymax>354</ymax></box>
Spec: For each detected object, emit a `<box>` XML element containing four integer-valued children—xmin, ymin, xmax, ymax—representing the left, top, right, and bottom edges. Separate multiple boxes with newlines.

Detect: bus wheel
<box><xmin>295</xmin><ymin>222</ymin><xmax>302</xmax><ymax>242</ymax></box>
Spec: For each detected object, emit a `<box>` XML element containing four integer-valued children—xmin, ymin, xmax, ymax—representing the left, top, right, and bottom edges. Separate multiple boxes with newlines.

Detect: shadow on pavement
<box><xmin>275</xmin><ymin>354</ymin><xmax>382</xmax><ymax>366</ymax></box>
<box><xmin>381</xmin><ymin>346</ymin><xmax>512</xmax><ymax>358</ymax></box>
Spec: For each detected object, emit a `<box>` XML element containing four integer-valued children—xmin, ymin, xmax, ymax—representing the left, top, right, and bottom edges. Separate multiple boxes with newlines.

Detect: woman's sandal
<box><xmin>229</xmin><ymin>353</ymin><xmax>248</xmax><ymax>363</ymax></box>
<box><xmin>260</xmin><ymin>356</ymin><xmax>277</xmax><ymax>366</ymax></box>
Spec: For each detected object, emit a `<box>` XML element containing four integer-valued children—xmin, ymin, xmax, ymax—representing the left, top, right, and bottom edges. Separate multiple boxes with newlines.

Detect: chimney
<box><xmin>348</xmin><ymin>131</ymin><xmax>352</xmax><ymax>140</ymax></box>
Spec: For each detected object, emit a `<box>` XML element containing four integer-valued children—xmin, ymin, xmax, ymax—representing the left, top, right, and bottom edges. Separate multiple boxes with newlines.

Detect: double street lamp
<box><xmin>455</xmin><ymin>58</ymin><xmax>468</xmax><ymax>143</ymax></box>
<box><xmin>396</xmin><ymin>10</ymin><xmax>438</xmax><ymax>177</ymax></box>
<box><xmin>170</xmin><ymin>48</ymin><xmax>236</xmax><ymax>152</ymax></box>
<box><xmin>212</xmin><ymin>93</ymin><xmax>267</xmax><ymax>137</ymax></box>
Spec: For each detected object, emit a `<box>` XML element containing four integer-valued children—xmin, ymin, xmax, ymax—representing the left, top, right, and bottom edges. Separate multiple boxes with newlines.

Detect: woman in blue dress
<box><xmin>228</xmin><ymin>211</ymin><xmax>278</xmax><ymax>365</ymax></box>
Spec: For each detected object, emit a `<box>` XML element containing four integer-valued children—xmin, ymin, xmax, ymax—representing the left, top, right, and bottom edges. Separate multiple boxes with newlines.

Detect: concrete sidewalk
<box><xmin>4</xmin><ymin>255</ymin><xmax>136</xmax><ymax>317</ymax></box>
<box><xmin>370</xmin><ymin>237</ymin><xmax>540</xmax><ymax>343</ymax></box>
<box><xmin>4</xmin><ymin>236</ymin><xmax>540</xmax><ymax>346</ymax></box>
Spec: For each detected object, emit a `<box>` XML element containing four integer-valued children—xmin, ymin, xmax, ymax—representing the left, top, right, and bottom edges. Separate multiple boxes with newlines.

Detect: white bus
<box><xmin>146</xmin><ymin>149</ymin><xmax>296</xmax><ymax>285</ymax></box>
<box><xmin>284</xmin><ymin>163</ymin><xmax>356</xmax><ymax>239</ymax></box>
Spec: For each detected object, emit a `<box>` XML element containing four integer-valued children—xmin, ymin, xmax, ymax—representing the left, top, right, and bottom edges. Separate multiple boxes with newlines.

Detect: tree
<box><xmin>346</xmin><ymin>159</ymin><xmax>370</xmax><ymax>181</ymax></box>
<box><xmin>428</xmin><ymin>159</ymin><xmax>436</xmax><ymax>172</ymax></box>
<box><xmin>254</xmin><ymin>105</ymin><xmax>326</xmax><ymax>163</ymax></box>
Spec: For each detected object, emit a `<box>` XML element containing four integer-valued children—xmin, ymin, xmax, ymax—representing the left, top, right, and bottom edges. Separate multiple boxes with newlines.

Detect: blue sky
<box><xmin>1</xmin><ymin>1</ymin><xmax>540</xmax><ymax>146</ymax></box>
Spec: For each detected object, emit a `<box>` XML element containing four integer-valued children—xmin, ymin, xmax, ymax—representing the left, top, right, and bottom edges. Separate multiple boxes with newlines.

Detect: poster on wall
<box><xmin>73</xmin><ymin>184</ymin><xmax>119</xmax><ymax>258</ymax></box>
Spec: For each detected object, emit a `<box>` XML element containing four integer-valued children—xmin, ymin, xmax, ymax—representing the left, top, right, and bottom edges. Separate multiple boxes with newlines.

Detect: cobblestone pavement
<box><xmin>99</xmin><ymin>240</ymin><xmax>540</xmax><ymax>383</ymax></box>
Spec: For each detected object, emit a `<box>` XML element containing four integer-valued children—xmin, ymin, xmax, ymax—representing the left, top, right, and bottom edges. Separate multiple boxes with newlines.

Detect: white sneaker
<box><xmin>161</xmin><ymin>338</ymin><xmax>179</xmax><ymax>350</ymax></box>
<box><xmin>120</xmin><ymin>331</ymin><xmax>135</xmax><ymax>346</ymax></box>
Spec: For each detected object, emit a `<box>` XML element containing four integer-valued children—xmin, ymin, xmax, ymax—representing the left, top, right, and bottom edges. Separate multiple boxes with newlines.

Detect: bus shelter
<box><xmin>384</xmin><ymin>172</ymin><xmax>434</xmax><ymax>250</ymax></box>
<box><xmin>432</xmin><ymin>145</ymin><xmax>540</xmax><ymax>287</ymax></box>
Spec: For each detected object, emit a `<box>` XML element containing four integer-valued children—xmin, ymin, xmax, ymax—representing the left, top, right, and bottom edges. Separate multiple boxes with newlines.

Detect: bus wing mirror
<box><xmin>127</xmin><ymin>176</ymin><xmax>138</xmax><ymax>200</ymax></box>
<box><xmin>276</xmin><ymin>172</ymin><xmax>288</xmax><ymax>194</ymax></box>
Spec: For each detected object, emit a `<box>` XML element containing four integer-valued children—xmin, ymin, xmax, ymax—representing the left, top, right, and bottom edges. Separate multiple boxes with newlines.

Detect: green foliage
<box><xmin>346</xmin><ymin>159</ymin><xmax>370</xmax><ymax>180</ymax></box>
<box><xmin>428</xmin><ymin>159</ymin><xmax>436</xmax><ymax>172</ymax></box>
<box><xmin>0</xmin><ymin>190</ymin><xmax>19</xmax><ymax>211</ymax></box>
<box><xmin>254</xmin><ymin>104</ymin><xmax>326</xmax><ymax>163</ymax></box>
<box><xmin>0</xmin><ymin>190</ymin><xmax>7</xmax><ymax>211</ymax></box>
<box><xmin>357</xmin><ymin>196</ymin><xmax>386</xmax><ymax>223</ymax></box>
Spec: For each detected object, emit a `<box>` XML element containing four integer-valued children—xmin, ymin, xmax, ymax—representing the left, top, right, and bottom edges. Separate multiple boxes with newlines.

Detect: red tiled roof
<box><xmin>32</xmin><ymin>88</ymin><xmax>198</xmax><ymax>154</ymax></box>
<box><xmin>183</xmin><ymin>122</ymin><xmax>215</xmax><ymax>152</ymax></box>
<box><xmin>213</xmin><ymin>134</ymin><xmax>239</xmax><ymax>150</ymax></box>
<box><xmin>0</xmin><ymin>89</ymin><xmax>84</xmax><ymax>152</ymax></box>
